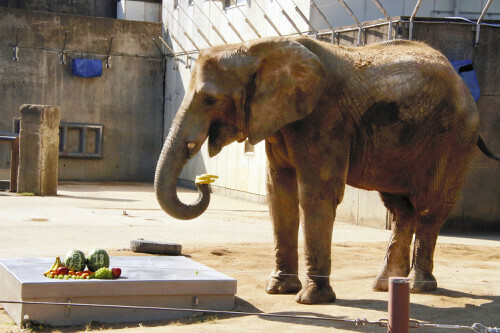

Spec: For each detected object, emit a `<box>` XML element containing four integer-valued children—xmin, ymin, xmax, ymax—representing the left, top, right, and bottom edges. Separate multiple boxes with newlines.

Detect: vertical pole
<box><xmin>409</xmin><ymin>0</ymin><xmax>422</xmax><ymax>40</ymax></box>
<box><xmin>388</xmin><ymin>277</ymin><xmax>410</xmax><ymax>333</ymax></box>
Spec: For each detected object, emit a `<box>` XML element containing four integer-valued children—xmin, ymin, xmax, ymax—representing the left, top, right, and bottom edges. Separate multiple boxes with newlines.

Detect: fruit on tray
<box><xmin>86</xmin><ymin>248</ymin><xmax>110</xmax><ymax>272</ymax></box>
<box><xmin>43</xmin><ymin>249</ymin><xmax>122</xmax><ymax>280</ymax></box>
<box><xmin>111</xmin><ymin>267</ymin><xmax>122</xmax><ymax>278</ymax></box>
<box><xmin>64</xmin><ymin>249</ymin><xmax>86</xmax><ymax>271</ymax></box>
<box><xmin>56</xmin><ymin>266</ymin><xmax>69</xmax><ymax>275</ymax></box>
<box><xmin>43</xmin><ymin>256</ymin><xmax>63</xmax><ymax>276</ymax></box>
<box><xmin>94</xmin><ymin>267</ymin><xmax>114</xmax><ymax>279</ymax></box>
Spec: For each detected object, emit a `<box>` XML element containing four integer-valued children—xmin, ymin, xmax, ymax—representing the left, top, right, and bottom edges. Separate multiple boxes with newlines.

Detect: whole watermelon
<box><xmin>64</xmin><ymin>249</ymin><xmax>86</xmax><ymax>271</ymax></box>
<box><xmin>86</xmin><ymin>248</ymin><xmax>110</xmax><ymax>272</ymax></box>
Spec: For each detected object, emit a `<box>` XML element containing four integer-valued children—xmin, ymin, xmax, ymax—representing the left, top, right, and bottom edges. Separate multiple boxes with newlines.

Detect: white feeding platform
<box><xmin>0</xmin><ymin>256</ymin><xmax>236</xmax><ymax>326</ymax></box>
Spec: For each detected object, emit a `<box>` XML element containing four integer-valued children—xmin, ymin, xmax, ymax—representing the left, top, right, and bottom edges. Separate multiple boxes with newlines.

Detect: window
<box><xmin>224</xmin><ymin>0</ymin><xmax>244</xmax><ymax>9</ymax></box>
<box><xmin>188</xmin><ymin>0</ymin><xmax>194</xmax><ymax>5</ymax></box>
<box><xmin>174</xmin><ymin>0</ymin><xmax>178</xmax><ymax>9</ymax></box>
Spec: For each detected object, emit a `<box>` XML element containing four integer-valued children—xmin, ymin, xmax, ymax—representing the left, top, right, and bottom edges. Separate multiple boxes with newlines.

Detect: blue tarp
<box><xmin>72</xmin><ymin>59</ymin><xmax>102</xmax><ymax>78</ymax></box>
<box><xmin>451</xmin><ymin>59</ymin><xmax>480</xmax><ymax>101</ymax></box>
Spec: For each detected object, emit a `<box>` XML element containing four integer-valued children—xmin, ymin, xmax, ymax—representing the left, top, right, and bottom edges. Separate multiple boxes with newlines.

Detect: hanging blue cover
<box><xmin>72</xmin><ymin>59</ymin><xmax>102</xmax><ymax>78</ymax></box>
<box><xmin>451</xmin><ymin>59</ymin><xmax>480</xmax><ymax>101</ymax></box>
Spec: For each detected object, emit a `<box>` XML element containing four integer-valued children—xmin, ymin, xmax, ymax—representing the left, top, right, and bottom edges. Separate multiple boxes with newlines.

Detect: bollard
<box><xmin>17</xmin><ymin>104</ymin><xmax>60</xmax><ymax>195</ymax></box>
<box><xmin>388</xmin><ymin>277</ymin><xmax>410</xmax><ymax>333</ymax></box>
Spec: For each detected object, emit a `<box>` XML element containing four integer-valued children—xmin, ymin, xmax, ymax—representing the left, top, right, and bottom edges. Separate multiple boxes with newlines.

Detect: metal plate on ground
<box><xmin>0</xmin><ymin>257</ymin><xmax>236</xmax><ymax>326</ymax></box>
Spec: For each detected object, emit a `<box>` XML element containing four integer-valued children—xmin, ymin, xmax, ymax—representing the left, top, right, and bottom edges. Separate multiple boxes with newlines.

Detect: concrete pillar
<box><xmin>17</xmin><ymin>105</ymin><xmax>60</xmax><ymax>195</ymax></box>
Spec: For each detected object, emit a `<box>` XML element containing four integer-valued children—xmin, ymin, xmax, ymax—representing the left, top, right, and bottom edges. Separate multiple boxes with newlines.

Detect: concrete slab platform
<box><xmin>0</xmin><ymin>256</ymin><xmax>236</xmax><ymax>326</ymax></box>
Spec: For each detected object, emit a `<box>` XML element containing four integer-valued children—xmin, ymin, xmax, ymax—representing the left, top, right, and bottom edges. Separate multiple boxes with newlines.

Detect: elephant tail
<box><xmin>477</xmin><ymin>135</ymin><xmax>500</xmax><ymax>161</ymax></box>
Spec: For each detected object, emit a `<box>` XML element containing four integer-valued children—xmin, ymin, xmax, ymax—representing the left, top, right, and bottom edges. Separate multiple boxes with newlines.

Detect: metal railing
<box><xmin>161</xmin><ymin>0</ymin><xmax>497</xmax><ymax>62</ymax></box>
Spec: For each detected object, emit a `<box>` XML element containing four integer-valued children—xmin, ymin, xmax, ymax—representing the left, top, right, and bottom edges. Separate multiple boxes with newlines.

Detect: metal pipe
<box><xmin>105</xmin><ymin>35</ymin><xmax>113</xmax><ymax>68</ymax></box>
<box><xmin>338</xmin><ymin>0</ymin><xmax>363</xmax><ymax>45</ymax></box>
<box><xmin>388</xmin><ymin>277</ymin><xmax>410</xmax><ymax>333</ymax></box>
<box><xmin>60</xmin><ymin>30</ymin><xmax>68</xmax><ymax>64</ymax></box>
<box><xmin>157</xmin><ymin>36</ymin><xmax>176</xmax><ymax>56</ymax></box>
<box><xmin>192</xmin><ymin>0</ymin><xmax>228</xmax><ymax>44</ymax></box>
<box><xmin>177</xmin><ymin>3</ymin><xmax>212</xmax><ymax>47</ymax></box>
<box><xmin>165</xmin><ymin>6</ymin><xmax>201</xmax><ymax>52</ymax></box>
<box><xmin>184</xmin><ymin>32</ymin><xmax>200</xmax><ymax>52</ymax></box>
<box><xmin>12</xmin><ymin>26</ymin><xmax>20</xmax><ymax>61</ymax></box>
<box><xmin>210</xmin><ymin>0</ymin><xmax>245</xmax><ymax>42</ymax></box>
<box><xmin>475</xmin><ymin>0</ymin><xmax>493</xmax><ymax>46</ymax></box>
<box><xmin>253</xmin><ymin>0</ymin><xmax>282</xmax><ymax>36</ymax></box>
<box><xmin>409</xmin><ymin>0</ymin><xmax>422</xmax><ymax>40</ymax></box>
<box><xmin>169</xmin><ymin>33</ymin><xmax>189</xmax><ymax>56</ymax></box>
<box><xmin>291</xmin><ymin>0</ymin><xmax>316</xmax><ymax>33</ymax></box>
<box><xmin>230</xmin><ymin>0</ymin><xmax>261</xmax><ymax>38</ymax></box>
<box><xmin>317</xmin><ymin>19</ymin><xmax>393</xmax><ymax>34</ymax></box>
<box><xmin>371</xmin><ymin>0</ymin><xmax>392</xmax><ymax>40</ymax></box>
<box><xmin>274</xmin><ymin>0</ymin><xmax>302</xmax><ymax>35</ymax></box>
<box><xmin>311</xmin><ymin>0</ymin><xmax>334</xmax><ymax>30</ymax></box>
<box><xmin>338</xmin><ymin>0</ymin><xmax>361</xmax><ymax>26</ymax></box>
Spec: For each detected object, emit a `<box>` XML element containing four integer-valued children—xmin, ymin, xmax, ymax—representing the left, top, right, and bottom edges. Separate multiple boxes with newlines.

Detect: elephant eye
<box><xmin>203</xmin><ymin>96</ymin><xmax>217</xmax><ymax>106</ymax></box>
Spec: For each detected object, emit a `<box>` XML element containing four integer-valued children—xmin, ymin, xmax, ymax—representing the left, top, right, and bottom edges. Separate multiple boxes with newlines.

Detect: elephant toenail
<box><xmin>187</xmin><ymin>142</ymin><xmax>196</xmax><ymax>149</ymax></box>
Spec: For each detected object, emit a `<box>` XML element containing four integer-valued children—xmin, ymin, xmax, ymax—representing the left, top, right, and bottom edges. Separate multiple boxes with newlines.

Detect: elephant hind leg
<box><xmin>373</xmin><ymin>192</ymin><xmax>416</xmax><ymax>291</ymax></box>
<box><xmin>409</xmin><ymin>151</ymin><xmax>472</xmax><ymax>293</ymax></box>
<box><xmin>409</xmin><ymin>203</ymin><xmax>455</xmax><ymax>293</ymax></box>
<box><xmin>409</xmin><ymin>190</ymin><xmax>463</xmax><ymax>293</ymax></box>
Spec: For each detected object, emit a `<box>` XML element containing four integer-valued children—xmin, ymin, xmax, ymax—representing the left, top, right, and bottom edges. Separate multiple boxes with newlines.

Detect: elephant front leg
<box><xmin>295</xmin><ymin>198</ymin><xmax>336</xmax><ymax>304</ymax></box>
<box><xmin>266</xmin><ymin>166</ymin><xmax>302</xmax><ymax>295</ymax></box>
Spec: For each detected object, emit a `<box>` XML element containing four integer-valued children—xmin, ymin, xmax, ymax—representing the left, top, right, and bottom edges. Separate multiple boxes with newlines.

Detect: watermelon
<box><xmin>86</xmin><ymin>248</ymin><xmax>110</xmax><ymax>272</ymax></box>
<box><xmin>64</xmin><ymin>249</ymin><xmax>86</xmax><ymax>271</ymax></box>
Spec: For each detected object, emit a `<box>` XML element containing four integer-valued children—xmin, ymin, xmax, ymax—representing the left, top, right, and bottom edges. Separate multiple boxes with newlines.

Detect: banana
<box><xmin>195</xmin><ymin>174</ymin><xmax>219</xmax><ymax>185</ymax></box>
<box><xmin>195</xmin><ymin>178</ymin><xmax>216</xmax><ymax>184</ymax></box>
<box><xmin>43</xmin><ymin>256</ymin><xmax>63</xmax><ymax>276</ymax></box>
<box><xmin>196</xmin><ymin>174</ymin><xmax>219</xmax><ymax>180</ymax></box>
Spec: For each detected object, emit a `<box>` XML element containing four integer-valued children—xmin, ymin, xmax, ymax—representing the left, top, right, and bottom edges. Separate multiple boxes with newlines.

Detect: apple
<box><xmin>56</xmin><ymin>266</ymin><xmax>69</xmax><ymax>275</ymax></box>
<box><xmin>111</xmin><ymin>267</ymin><xmax>121</xmax><ymax>278</ymax></box>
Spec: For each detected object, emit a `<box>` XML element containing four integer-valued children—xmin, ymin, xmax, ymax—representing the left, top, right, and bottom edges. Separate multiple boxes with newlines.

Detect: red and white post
<box><xmin>388</xmin><ymin>277</ymin><xmax>410</xmax><ymax>333</ymax></box>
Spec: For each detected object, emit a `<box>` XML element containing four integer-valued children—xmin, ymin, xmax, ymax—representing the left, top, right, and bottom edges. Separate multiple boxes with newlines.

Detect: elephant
<box><xmin>154</xmin><ymin>36</ymin><xmax>499</xmax><ymax>304</ymax></box>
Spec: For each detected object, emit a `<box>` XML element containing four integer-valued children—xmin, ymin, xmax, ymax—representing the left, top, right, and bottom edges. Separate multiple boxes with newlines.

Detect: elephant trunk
<box><xmin>154</xmin><ymin>120</ymin><xmax>211</xmax><ymax>220</ymax></box>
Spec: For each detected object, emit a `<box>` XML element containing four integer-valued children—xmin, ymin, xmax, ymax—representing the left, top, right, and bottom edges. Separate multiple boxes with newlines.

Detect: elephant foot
<box><xmin>295</xmin><ymin>278</ymin><xmax>336</xmax><ymax>304</ymax></box>
<box><xmin>266</xmin><ymin>272</ymin><xmax>302</xmax><ymax>294</ymax></box>
<box><xmin>372</xmin><ymin>273</ymin><xmax>390</xmax><ymax>292</ymax></box>
<box><xmin>373</xmin><ymin>268</ymin><xmax>410</xmax><ymax>292</ymax></box>
<box><xmin>409</xmin><ymin>270</ymin><xmax>437</xmax><ymax>293</ymax></box>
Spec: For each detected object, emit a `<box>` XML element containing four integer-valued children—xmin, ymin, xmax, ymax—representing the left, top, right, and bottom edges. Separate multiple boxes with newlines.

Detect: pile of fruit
<box><xmin>43</xmin><ymin>248</ymin><xmax>121</xmax><ymax>280</ymax></box>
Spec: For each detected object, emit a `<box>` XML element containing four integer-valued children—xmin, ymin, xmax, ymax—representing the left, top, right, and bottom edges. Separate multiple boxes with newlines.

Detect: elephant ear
<box><xmin>245</xmin><ymin>38</ymin><xmax>326</xmax><ymax>144</ymax></box>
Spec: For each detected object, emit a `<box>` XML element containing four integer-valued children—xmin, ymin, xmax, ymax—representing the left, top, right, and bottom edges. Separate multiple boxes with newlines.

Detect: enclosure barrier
<box><xmin>2</xmin><ymin>278</ymin><xmax>498</xmax><ymax>332</ymax></box>
<box><xmin>161</xmin><ymin>0</ymin><xmax>498</xmax><ymax>62</ymax></box>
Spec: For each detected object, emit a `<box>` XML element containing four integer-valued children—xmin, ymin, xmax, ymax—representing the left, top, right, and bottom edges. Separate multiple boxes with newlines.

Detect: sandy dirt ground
<box><xmin>0</xmin><ymin>183</ymin><xmax>499</xmax><ymax>332</ymax></box>
<box><xmin>1</xmin><ymin>242</ymin><xmax>499</xmax><ymax>333</ymax></box>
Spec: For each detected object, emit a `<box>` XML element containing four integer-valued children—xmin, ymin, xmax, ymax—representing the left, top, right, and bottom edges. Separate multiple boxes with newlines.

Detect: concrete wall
<box><xmin>0</xmin><ymin>0</ymin><xmax>118</xmax><ymax>18</ymax></box>
<box><xmin>412</xmin><ymin>22</ymin><xmax>500</xmax><ymax>232</ymax></box>
<box><xmin>0</xmin><ymin>8</ymin><xmax>164</xmax><ymax>181</ymax></box>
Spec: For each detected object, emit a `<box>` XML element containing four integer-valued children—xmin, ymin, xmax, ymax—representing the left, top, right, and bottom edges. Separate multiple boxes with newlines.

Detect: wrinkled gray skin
<box><xmin>155</xmin><ymin>37</ymin><xmax>487</xmax><ymax>304</ymax></box>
